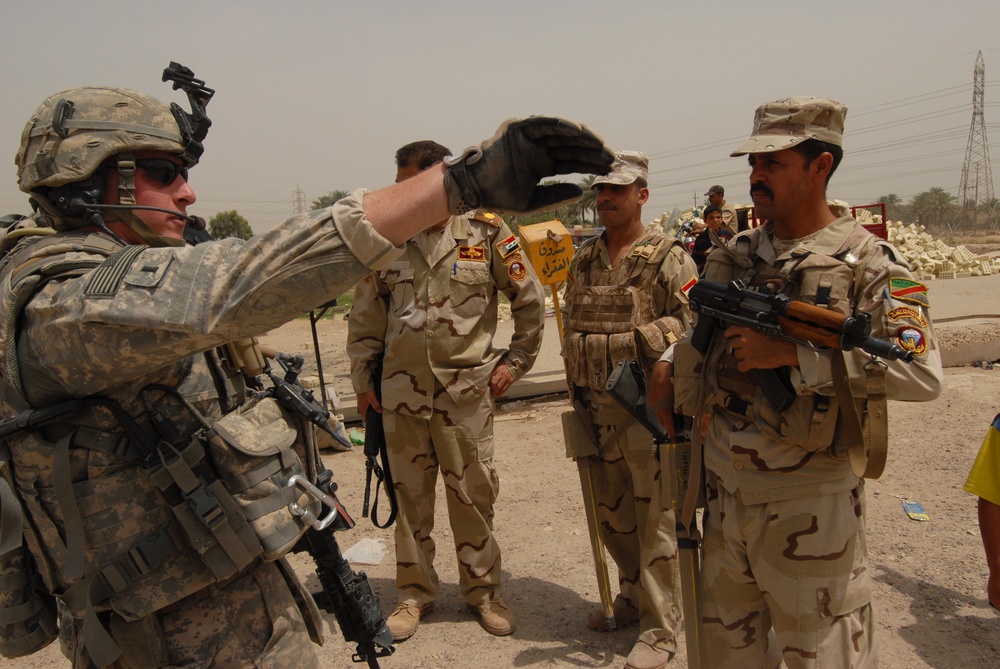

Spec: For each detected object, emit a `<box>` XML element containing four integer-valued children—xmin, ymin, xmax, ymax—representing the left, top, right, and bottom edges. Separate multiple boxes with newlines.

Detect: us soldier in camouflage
<box><xmin>346</xmin><ymin>140</ymin><xmax>545</xmax><ymax>642</ymax></box>
<box><xmin>0</xmin><ymin>67</ymin><xmax>613</xmax><ymax>668</ymax></box>
<box><xmin>562</xmin><ymin>151</ymin><xmax>697</xmax><ymax>669</ymax></box>
<box><xmin>649</xmin><ymin>97</ymin><xmax>944</xmax><ymax>668</ymax></box>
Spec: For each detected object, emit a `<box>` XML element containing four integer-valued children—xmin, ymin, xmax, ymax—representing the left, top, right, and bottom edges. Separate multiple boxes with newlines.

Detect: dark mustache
<box><xmin>750</xmin><ymin>182</ymin><xmax>774</xmax><ymax>198</ymax></box>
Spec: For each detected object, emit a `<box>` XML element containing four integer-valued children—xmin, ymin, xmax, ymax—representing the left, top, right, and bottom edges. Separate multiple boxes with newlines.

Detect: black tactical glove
<box><xmin>443</xmin><ymin>116</ymin><xmax>614</xmax><ymax>215</ymax></box>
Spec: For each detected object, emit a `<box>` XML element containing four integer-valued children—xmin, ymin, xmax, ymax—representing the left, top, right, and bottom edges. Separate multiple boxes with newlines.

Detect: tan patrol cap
<box><xmin>730</xmin><ymin>96</ymin><xmax>847</xmax><ymax>157</ymax></box>
<box><xmin>592</xmin><ymin>150</ymin><xmax>648</xmax><ymax>188</ymax></box>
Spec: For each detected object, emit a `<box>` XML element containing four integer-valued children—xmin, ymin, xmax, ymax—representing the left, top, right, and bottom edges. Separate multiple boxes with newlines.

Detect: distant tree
<box><xmin>985</xmin><ymin>198</ymin><xmax>1000</xmax><ymax>232</ymax></box>
<box><xmin>907</xmin><ymin>187</ymin><xmax>956</xmax><ymax>230</ymax></box>
<box><xmin>577</xmin><ymin>175</ymin><xmax>598</xmax><ymax>224</ymax></box>
<box><xmin>208</xmin><ymin>210</ymin><xmax>253</xmax><ymax>240</ymax></box>
<box><xmin>311</xmin><ymin>190</ymin><xmax>351</xmax><ymax>210</ymax></box>
<box><xmin>876</xmin><ymin>194</ymin><xmax>904</xmax><ymax>222</ymax></box>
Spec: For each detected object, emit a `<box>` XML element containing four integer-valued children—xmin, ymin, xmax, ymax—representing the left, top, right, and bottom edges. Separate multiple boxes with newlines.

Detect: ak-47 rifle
<box><xmin>362</xmin><ymin>358</ymin><xmax>397</xmax><ymax>528</ymax></box>
<box><xmin>689</xmin><ymin>279</ymin><xmax>914</xmax><ymax>412</ymax></box>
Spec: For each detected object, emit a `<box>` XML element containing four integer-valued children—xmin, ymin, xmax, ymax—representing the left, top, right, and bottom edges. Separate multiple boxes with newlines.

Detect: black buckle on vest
<box><xmin>723</xmin><ymin>394</ymin><xmax>750</xmax><ymax>416</ymax></box>
<box><xmin>186</xmin><ymin>486</ymin><xmax>226</xmax><ymax>529</ymax></box>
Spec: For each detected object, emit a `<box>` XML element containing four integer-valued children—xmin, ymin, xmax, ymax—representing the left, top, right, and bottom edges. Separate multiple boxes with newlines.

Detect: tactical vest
<box><xmin>700</xmin><ymin>222</ymin><xmax>881</xmax><ymax>456</ymax></box>
<box><xmin>0</xmin><ymin>221</ymin><xmax>322</xmax><ymax>664</ymax></box>
<box><xmin>564</xmin><ymin>231</ymin><xmax>686</xmax><ymax>391</ymax></box>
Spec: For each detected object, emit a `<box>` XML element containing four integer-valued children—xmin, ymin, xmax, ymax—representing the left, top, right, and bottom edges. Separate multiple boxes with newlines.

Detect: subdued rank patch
<box><xmin>681</xmin><ymin>277</ymin><xmax>698</xmax><ymax>295</ymax></box>
<box><xmin>630</xmin><ymin>238</ymin><xmax>663</xmax><ymax>260</ymax></box>
<box><xmin>84</xmin><ymin>245</ymin><xmax>147</xmax><ymax>297</ymax></box>
<box><xmin>496</xmin><ymin>234</ymin><xmax>520</xmax><ymax>260</ymax></box>
<box><xmin>458</xmin><ymin>246</ymin><xmax>486</xmax><ymax>262</ymax></box>
<box><xmin>363</xmin><ymin>273</ymin><xmax>374</xmax><ymax>283</ymax></box>
<box><xmin>508</xmin><ymin>260</ymin><xmax>527</xmax><ymax>282</ymax></box>
<box><xmin>889</xmin><ymin>277</ymin><xmax>929</xmax><ymax>307</ymax></box>
<box><xmin>886</xmin><ymin>305</ymin><xmax>928</xmax><ymax>327</ymax></box>
<box><xmin>896</xmin><ymin>326</ymin><xmax>928</xmax><ymax>356</ymax></box>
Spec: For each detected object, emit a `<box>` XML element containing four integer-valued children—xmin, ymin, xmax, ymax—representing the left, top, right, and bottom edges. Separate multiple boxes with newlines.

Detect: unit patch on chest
<box><xmin>458</xmin><ymin>245</ymin><xmax>487</xmax><ymax>262</ymax></box>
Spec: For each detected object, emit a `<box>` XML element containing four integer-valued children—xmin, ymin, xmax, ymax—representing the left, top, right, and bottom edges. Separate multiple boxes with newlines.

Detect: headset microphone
<box><xmin>68</xmin><ymin>200</ymin><xmax>198</xmax><ymax>226</ymax></box>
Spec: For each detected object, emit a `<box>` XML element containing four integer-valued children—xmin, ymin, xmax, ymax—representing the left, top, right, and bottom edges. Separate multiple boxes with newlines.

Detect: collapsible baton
<box><xmin>605</xmin><ymin>359</ymin><xmax>705</xmax><ymax>669</ymax></box>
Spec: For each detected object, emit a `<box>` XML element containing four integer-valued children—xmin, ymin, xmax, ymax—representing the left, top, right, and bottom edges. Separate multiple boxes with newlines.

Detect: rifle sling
<box><xmin>368</xmin><ymin>440</ymin><xmax>397</xmax><ymax>529</ymax></box>
<box><xmin>831</xmin><ymin>351</ymin><xmax>887</xmax><ymax>479</ymax></box>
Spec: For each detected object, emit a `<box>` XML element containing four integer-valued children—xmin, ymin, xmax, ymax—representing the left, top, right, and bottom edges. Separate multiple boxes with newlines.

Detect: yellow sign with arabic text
<box><xmin>518</xmin><ymin>220</ymin><xmax>575</xmax><ymax>285</ymax></box>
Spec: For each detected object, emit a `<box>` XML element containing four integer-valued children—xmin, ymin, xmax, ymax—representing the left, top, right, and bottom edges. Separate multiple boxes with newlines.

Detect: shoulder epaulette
<box><xmin>472</xmin><ymin>210</ymin><xmax>503</xmax><ymax>227</ymax></box>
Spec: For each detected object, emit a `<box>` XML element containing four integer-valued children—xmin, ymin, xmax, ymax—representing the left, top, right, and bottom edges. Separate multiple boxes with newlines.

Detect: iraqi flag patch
<box><xmin>496</xmin><ymin>234</ymin><xmax>520</xmax><ymax>260</ymax></box>
<box><xmin>889</xmin><ymin>278</ymin><xmax>929</xmax><ymax>307</ymax></box>
<box><xmin>681</xmin><ymin>277</ymin><xmax>698</xmax><ymax>296</ymax></box>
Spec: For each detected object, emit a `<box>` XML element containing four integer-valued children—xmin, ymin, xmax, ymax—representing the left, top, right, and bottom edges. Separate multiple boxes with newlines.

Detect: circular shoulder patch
<box><xmin>508</xmin><ymin>260</ymin><xmax>527</xmax><ymax>282</ymax></box>
<box><xmin>896</xmin><ymin>326</ymin><xmax>928</xmax><ymax>356</ymax></box>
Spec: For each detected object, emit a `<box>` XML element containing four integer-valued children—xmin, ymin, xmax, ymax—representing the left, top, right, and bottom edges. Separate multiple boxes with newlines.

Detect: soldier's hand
<box><xmin>725</xmin><ymin>325</ymin><xmax>799</xmax><ymax>371</ymax></box>
<box><xmin>357</xmin><ymin>390</ymin><xmax>381</xmax><ymax>423</ymax></box>
<box><xmin>443</xmin><ymin>116</ymin><xmax>614</xmax><ymax>215</ymax></box>
<box><xmin>489</xmin><ymin>361</ymin><xmax>516</xmax><ymax>398</ymax></box>
<box><xmin>647</xmin><ymin>360</ymin><xmax>677</xmax><ymax>441</ymax></box>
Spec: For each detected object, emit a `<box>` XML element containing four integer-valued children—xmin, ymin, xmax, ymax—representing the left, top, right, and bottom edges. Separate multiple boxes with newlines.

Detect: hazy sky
<box><xmin>2</xmin><ymin>1</ymin><xmax>998</xmax><ymax>234</ymax></box>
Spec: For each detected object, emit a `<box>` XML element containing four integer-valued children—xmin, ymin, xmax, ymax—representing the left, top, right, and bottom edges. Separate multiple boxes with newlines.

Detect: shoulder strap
<box><xmin>0</xmin><ymin>232</ymin><xmax>124</xmax><ymax>408</ymax></box>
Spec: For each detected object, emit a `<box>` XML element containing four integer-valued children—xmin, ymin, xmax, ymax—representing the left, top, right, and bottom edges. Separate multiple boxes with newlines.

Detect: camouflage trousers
<box><xmin>59</xmin><ymin>560</ymin><xmax>320</xmax><ymax>669</ymax></box>
<box><xmin>584</xmin><ymin>390</ymin><xmax>682</xmax><ymax>653</ymax></box>
<box><xmin>701</xmin><ymin>476</ymin><xmax>877</xmax><ymax>669</ymax></box>
<box><xmin>383</xmin><ymin>392</ymin><xmax>502</xmax><ymax>607</ymax></box>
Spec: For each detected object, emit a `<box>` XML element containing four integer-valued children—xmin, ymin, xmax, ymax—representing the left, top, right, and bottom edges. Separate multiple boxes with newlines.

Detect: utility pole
<box><xmin>957</xmin><ymin>51</ymin><xmax>994</xmax><ymax>235</ymax></box>
<box><xmin>293</xmin><ymin>185</ymin><xmax>307</xmax><ymax>216</ymax></box>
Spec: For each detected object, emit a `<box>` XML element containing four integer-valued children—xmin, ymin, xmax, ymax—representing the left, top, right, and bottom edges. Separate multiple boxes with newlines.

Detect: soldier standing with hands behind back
<box><xmin>562</xmin><ymin>151</ymin><xmax>697</xmax><ymax>669</ymax></box>
<box><xmin>347</xmin><ymin>140</ymin><xmax>545</xmax><ymax>643</ymax></box>
<box><xmin>650</xmin><ymin>97</ymin><xmax>943</xmax><ymax>668</ymax></box>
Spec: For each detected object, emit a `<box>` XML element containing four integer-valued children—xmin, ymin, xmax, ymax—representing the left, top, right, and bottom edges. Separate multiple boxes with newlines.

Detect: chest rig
<box><xmin>703</xmin><ymin>223</ymin><xmax>887</xmax><ymax>474</ymax></box>
<box><xmin>0</xmin><ymin>222</ymin><xmax>324</xmax><ymax>665</ymax></box>
<box><xmin>564</xmin><ymin>231</ymin><xmax>678</xmax><ymax>391</ymax></box>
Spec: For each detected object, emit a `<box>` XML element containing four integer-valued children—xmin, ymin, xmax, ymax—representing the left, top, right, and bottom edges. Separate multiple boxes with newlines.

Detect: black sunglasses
<box><xmin>135</xmin><ymin>158</ymin><xmax>189</xmax><ymax>186</ymax></box>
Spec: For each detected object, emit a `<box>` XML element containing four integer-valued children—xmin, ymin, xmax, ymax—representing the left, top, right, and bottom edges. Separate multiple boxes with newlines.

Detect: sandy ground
<box><xmin>8</xmin><ymin>276</ymin><xmax>1000</xmax><ymax>669</ymax></box>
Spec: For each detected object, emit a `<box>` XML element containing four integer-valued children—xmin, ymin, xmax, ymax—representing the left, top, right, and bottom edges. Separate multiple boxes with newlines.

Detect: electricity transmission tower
<box><xmin>292</xmin><ymin>185</ymin><xmax>307</xmax><ymax>216</ymax></box>
<box><xmin>957</xmin><ymin>51</ymin><xmax>994</xmax><ymax>234</ymax></box>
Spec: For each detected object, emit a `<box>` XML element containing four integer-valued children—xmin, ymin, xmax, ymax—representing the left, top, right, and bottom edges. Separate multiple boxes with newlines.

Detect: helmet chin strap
<box><xmin>107</xmin><ymin>152</ymin><xmax>188</xmax><ymax>248</ymax></box>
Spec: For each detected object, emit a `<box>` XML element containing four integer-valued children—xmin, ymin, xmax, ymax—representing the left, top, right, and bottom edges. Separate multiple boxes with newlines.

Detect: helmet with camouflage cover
<box><xmin>14</xmin><ymin>64</ymin><xmax>212</xmax><ymax>246</ymax></box>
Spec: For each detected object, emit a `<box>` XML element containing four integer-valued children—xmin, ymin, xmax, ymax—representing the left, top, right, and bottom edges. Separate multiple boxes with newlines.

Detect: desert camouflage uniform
<box><xmin>0</xmin><ymin>190</ymin><xmax>402</xmax><ymax>668</ymax></box>
<box><xmin>346</xmin><ymin>212</ymin><xmax>544</xmax><ymax>607</ymax></box>
<box><xmin>562</xmin><ymin>230</ymin><xmax>696</xmax><ymax>655</ymax></box>
<box><xmin>675</xmin><ymin>216</ymin><xmax>943</xmax><ymax>668</ymax></box>
<box><xmin>720</xmin><ymin>200</ymin><xmax>739</xmax><ymax>232</ymax></box>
